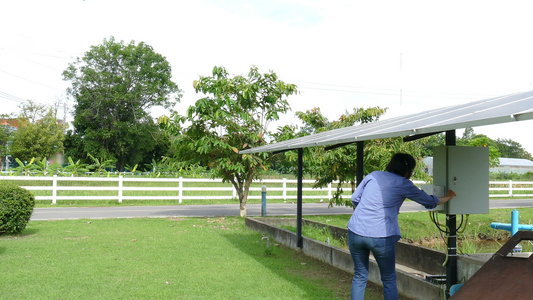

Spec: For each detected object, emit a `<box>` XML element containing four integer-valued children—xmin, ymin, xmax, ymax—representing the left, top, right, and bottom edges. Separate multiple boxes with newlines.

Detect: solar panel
<box><xmin>241</xmin><ymin>90</ymin><xmax>533</xmax><ymax>154</ymax></box>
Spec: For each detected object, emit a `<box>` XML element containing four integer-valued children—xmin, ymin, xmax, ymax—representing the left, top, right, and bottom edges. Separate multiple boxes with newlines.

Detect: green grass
<box><xmin>303</xmin><ymin>208</ymin><xmax>533</xmax><ymax>253</ymax></box>
<box><xmin>0</xmin><ymin>217</ymin><xmax>365</xmax><ymax>300</ymax></box>
<box><xmin>281</xmin><ymin>223</ymin><xmax>348</xmax><ymax>250</ymax></box>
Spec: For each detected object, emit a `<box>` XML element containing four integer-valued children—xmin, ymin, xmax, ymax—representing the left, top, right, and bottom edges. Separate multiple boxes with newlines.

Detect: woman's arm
<box><xmin>438</xmin><ymin>190</ymin><xmax>456</xmax><ymax>205</ymax></box>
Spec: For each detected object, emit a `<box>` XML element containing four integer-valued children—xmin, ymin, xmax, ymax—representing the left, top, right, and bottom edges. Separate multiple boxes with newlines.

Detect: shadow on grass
<box><xmin>220</xmin><ymin>230</ymin><xmax>354</xmax><ymax>300</ymax></box>
<box><xmin>220</xmin><ymin>224</ymin><xmax>406</xmax><ymax>300</ymax></box>
<box><xmin>0</xmin><ymin>228</ymin><xmax>39</xmax><ymax>255</ymax></box>
<box><xmin>1</xmin><ymin>227</ymin><xmax>40</xmax><ymax>238</ymax></box>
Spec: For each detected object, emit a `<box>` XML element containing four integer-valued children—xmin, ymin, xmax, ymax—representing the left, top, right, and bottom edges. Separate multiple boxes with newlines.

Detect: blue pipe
<box><xmin>491</xmin><ymin>222</ymin><xmax>513</xmax><ymax>232</ymax></box>
<box><xmin>491</xmin><ymin>210</ymin><xmax>533</xmax><ymax>236</ymax></box>
<box><xmin>512</xmin><ymin>209</ymin><xmax>519</xmax><ymax>236</ymax></box>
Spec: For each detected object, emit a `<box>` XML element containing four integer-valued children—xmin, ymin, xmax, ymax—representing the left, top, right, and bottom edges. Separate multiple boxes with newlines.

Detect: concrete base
<box><xmin>246</xmin><ymin>217</ymin><xmax>489</xmax><ymax>300</ymax></box>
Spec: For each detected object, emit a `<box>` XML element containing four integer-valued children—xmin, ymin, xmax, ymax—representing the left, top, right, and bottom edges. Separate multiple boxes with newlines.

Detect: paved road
<box><xmin>31</xmin><ymin>199</ymin><xmax>533</xmax><ymax>220</ymax></box>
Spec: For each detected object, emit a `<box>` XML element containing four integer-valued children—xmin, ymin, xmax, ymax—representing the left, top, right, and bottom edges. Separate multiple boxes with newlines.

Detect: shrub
<box><xmin>0</xmin><ymin>183</ymin><xmax>35</xmax><ymax>234</ymax></box>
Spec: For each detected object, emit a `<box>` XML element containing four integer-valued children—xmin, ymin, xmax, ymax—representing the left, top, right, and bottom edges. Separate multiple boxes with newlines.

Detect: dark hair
<box><xmin>386</xmin><ymin>153</ymin><xmax>416</xmax><ymax>177</ymax></box>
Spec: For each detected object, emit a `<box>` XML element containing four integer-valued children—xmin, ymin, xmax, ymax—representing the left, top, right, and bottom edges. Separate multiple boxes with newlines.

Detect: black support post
<box><xmin>356</xmin><ymin>141</ymin><xmax>364</xmax><ymax>186</ymax></box>
<box><xmin>297</xmin><ymin>148</ymin><xmax>303</xmax><ymax>248</ymax></box>
<box><xmin>445</xmin><ymin>130</ymin><xmax>457</xmax><ymax>298</ymax></box>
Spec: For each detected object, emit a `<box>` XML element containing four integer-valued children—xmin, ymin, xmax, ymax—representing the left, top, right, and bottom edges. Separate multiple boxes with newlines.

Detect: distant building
<box><xmin>0</xmin><ymin>118</ymin><xmax>20</xmax><ymax>130</ymax></box>
<box><xmin>491</xmin><ymin>158</ymin><xmax>533</xmax><ymax>174</ymax></box>
<box><xmin>422</xmin><ymin>157</ymin><xmax>533</xmax><ymax>176</ymax></box>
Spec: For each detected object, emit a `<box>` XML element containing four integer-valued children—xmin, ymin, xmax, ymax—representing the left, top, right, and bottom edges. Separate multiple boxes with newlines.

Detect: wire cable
<box><xmin>457</xmin><ymin>214</ymin><xmax>470</xmax><ymax>234</ymax></box>
<box><xmin>0</xmin><ymin>90</ymin><xmax>26</xmax><ymax>103</ymax></box>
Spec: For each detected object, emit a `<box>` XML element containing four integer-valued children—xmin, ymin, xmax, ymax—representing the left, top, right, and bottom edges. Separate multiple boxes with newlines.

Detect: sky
<box><xmin>1</xmin><ymin>0</ymin><xmax>533</xmax><ymax>155</ymax></box>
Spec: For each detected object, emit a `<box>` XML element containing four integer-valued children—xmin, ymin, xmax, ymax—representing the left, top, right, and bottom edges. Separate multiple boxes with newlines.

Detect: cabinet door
<box><xmin>445</xmin><ymin>146</ymin><xmax>489</xmax><ymax>215</ymax></box>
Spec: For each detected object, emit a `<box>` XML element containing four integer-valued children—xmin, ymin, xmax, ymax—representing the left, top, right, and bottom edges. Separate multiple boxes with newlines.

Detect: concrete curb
<box><xmin>245</xmin><ymin>217</ymin><xmax>488</xmax><ymax>300</ymax></box>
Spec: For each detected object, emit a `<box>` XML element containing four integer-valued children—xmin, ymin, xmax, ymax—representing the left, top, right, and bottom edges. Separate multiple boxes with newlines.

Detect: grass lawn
<box><xmin>1</xmin><ymin>217</ymin><xmax>382</xmax><ymax>300</ymax></box>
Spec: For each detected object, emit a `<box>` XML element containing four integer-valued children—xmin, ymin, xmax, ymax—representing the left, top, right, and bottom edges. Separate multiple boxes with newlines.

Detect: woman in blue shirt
<box><xmin>347</xmin><ymin>153</ymin><xmax>456</xmax><ymax>300</ymax></box>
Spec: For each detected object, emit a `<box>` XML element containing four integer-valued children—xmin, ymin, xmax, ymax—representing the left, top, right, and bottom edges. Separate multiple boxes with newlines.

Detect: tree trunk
<box><xmin>239</xmin><ymin>196</ymin><xmax>246</xmax><ymax>218</ymax></box>
<box><xmin>233</xmin><ymin>176</ymin><xmax>254</xmax><ymax>218</ymax></box>
<box><xmin>233</xmin><ymin>182</ymin><xmax>248</xmax><ymax>218</ymax></box>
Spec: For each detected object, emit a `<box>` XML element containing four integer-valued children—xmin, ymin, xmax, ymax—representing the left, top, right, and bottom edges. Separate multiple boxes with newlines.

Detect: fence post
<box><xmin>262</xmin><ymin>185</ymin><xmax>267</xmax><ymax>217</ymax></box>
<box><xmin>179</xmin><ymin>177</ymin><xmax>183</xmax><ymax>204</ymax></box>
<box><xmin>52</xmin><ymin>175</ymin><xmax>57</xmax><ymax>205</ymax></box>
<box><xmin>118</xmin><ymin>175</ymin><xmax>123</xmax><ymax>203</ymax></box>
<box><xmin>283</xmin><ymin>178</ymin><xmax>287</xmax><ymax>201</ymax></box>
<box><xmin>509</xmin><ymin>180</ymin><xmax>513</xmax><ymax>197</ymax></box>
<box><xmin>328</xmin><ymin>182</ymin><xmax>332</xmax><ymax>199</ymax></box>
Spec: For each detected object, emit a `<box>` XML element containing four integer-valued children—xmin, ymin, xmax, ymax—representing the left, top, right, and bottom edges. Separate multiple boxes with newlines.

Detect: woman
<box><xmin>347</xmin><ymin>153</ymin><xmax>456</xmax><ymax>300</ymax></box>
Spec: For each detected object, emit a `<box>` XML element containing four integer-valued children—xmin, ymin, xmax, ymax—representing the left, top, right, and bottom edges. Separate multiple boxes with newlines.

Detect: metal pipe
<box><xmin>356</xmin><ymin>141</ymin><xmax>364</xmax><ymax>186</ymax></box>
<box><xmin>297</xmin><ymin>148</ymin><xmax>303</xmax><ymax>248</ymax></box>
<box><xmin>261</xmin><ymin>185</ymin><xmax>267</xmax><ymax>217</ymax></box>
<box><xmin>445</xmin><ymin>130</ymin><xmax>457</xmax><ymax>299</ymax></box>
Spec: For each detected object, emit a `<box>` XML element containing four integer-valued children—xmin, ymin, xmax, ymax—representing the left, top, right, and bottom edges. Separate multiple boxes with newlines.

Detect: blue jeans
<box><xmin>348</xmin><ymin>230</ymin><xmax>400</xmax><ymax>300</ymax></box>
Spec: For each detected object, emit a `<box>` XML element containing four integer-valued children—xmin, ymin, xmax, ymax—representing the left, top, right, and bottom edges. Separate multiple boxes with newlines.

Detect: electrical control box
<box><xmin>420</xmin><ymin>184</ymin><xmax>445</xmax><ymax>211</ymax></box>
<box><xmin>433</xmin><ymin>146</ymin><xmax>490</xmax><ymax>215</ymax></box>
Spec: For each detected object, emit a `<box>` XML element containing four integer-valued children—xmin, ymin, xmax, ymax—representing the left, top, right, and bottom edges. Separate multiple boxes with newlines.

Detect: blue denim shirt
<box><xmin>347</xmin><ymin>171</ymin><xmax>439</xmax><ymax>238</ymax></box>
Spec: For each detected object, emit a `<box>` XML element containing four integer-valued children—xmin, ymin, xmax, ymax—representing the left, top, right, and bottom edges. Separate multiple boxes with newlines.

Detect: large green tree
<box><xmin>160</xmin><ymin>66</ymin><xmax>298</xmax><ymax>217</ymax></box>
<box><xmin>63</xmin><ymin>37</ymin><xmax>180</xmax><ymax>171</ymax></box>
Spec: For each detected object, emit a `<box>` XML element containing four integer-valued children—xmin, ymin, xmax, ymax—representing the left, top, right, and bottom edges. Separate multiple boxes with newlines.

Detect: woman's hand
<box><xmin>438</xmin><ymin>190</ymin><xmax>456</xmax><ymax>205</ymax></box>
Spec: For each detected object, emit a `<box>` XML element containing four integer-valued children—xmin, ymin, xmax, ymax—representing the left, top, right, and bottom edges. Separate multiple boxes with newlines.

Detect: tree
<box><xmin>494</xmin><ymin>138</ymin><xmax>532</xmax><ymax>160</ymax></box>
<box><xmin>274</xmin><ymin>107</ymin><xmax>428</xmax><ymax>207</ymax></box>
<box><xmin>160</xmin><ymin>66</ymin><xmax>298</xmax><ymax>217</ymax></box>
<box><xmin>18</xmin><ymin>100</ymin><xmax>48</xmax><ymax>123</ymax></box>
<box><xmin>466</xmin><ymin>136</ymin><xmax>501</xmax><ymax>167</ymax></box>
<box><xmin>63</xmin><ymin>36</ymin><xmax>180</xmax><ymax>171</ymax></box>
<box><xmin>0</xmin><ymin>114</ymin><xmax>15</xmax><ymax>172</ymax></box>
<box><xmin>10</xmin><ymin>107</ymin><xmax>66</xmax><ymax>163</ymax></box>
<box><xmin>419</xmin><ymin>133</ymin><xmax>445</xmax><ymax>157</ymax></box>
<box><xmin>419</xmin><ymin>128</ymin><xmax>521</xmax><ymax>164</ymax></box>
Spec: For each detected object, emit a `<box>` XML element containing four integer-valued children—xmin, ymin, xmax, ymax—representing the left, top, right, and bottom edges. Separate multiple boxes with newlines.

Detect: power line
<box><xmin>293</xmin><ymin>81</ymin><xmax>496</xmax><ymax>100</ymax></box>
<box><xmin>0</xmin><ymin>46</ymin><xmax>71</xmax><ymax>60</ymax></box>
<box><xmin>0</xmin><ymin>90</ymin><xmax>26</xmax><ymax>103</ymax></box>
<box><xmin>0</xmin><ymin>69</ymin><xmax>64</xmax><ymax>91</ymax></box>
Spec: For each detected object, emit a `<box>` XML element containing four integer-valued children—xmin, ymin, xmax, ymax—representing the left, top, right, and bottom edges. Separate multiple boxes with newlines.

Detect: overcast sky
<box><xmin>2</xmin><ymin>0</ymin><xmax>533</xmax><ymax>154</ymax></box>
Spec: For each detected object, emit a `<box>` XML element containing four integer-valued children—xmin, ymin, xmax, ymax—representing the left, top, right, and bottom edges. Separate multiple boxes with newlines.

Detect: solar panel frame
<box><xmin>241</xmin><ymin>90</ymin><xmax>533</xmax><ymax>154</ymax></box>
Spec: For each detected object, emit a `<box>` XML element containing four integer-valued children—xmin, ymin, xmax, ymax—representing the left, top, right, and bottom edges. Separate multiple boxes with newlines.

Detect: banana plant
<box><xmin>13</xmin><ymin>157</ymin><xmax>36</xmax><ymax>176</ymax></box>
<box><xmin>62</xmin><ymin>157</ymin><xmax>90</xmax><ymax>177</ymax></box>
<box><xmin>33</xmin><ymin>158</ymin><xmax>60</xmax><ymax>176</ymax></box>
<box><xmin>87</xmin><ymin>153</ymin><xmax>115</xmax><ymax>176</ymax></box>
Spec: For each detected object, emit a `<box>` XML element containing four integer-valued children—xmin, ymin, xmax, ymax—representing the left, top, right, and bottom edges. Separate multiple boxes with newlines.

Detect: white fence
<box><xmin>1</xmin><ymin>176</ymin><xmax>343</xmax><ymax>204</ymax></box>
<box><xmin>1</xmin><ymin>176</ymin><xmax>532</xmax><ymax>204</ymax></box>
<box><xmin>487</xmin><ymin>180</ymin><xmax>533</xmax><ymax>198</ymax></box>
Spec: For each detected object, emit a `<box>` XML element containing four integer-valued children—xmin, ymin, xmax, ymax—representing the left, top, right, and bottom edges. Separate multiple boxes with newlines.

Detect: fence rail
<box><xmin>1</xmin><ymin>176</ymin><xmax>532</xmax><ymax>204</ymax></box>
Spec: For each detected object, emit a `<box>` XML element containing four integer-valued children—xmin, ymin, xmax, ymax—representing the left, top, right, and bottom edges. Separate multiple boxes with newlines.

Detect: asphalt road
<box><xmin>31</xmin><ymin>199</ymin><xmax>533</xmax><ymax>220</ymax></box>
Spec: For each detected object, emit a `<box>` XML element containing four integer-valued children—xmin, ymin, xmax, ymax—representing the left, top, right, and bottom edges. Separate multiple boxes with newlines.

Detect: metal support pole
<box><xmin>446</xmin><ymin>215</ymin><xmax>457</xmax><ymax>297</ymax></box>
<box><xmin>297</xmin><ymin>148</ymin><xmax>303</xmax><ymax>248</ymax></box>
<box><xmin>356</xmin><ymin>141</ymin><xmax>364</xmax><ymax>186</ymax></box>
<box><xmin>445</xmin><ymin>130</ymin><xmax>457</xmax><ymax>298</ymax></box>
<box><xmin>261</xmin><ymin>185</ymin><xmax>267</xmax><ymax>217</ymax></box>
